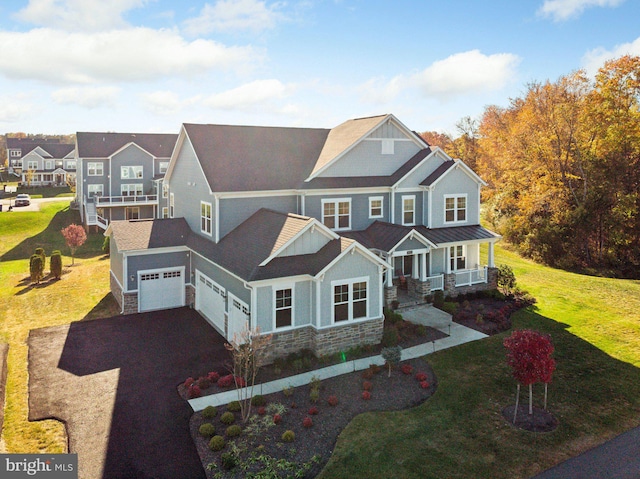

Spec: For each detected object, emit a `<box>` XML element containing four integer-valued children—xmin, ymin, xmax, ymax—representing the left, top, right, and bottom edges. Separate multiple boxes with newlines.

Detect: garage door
<box><xmin>138</xmin><ymin>268</ymin><xmax>185</xmax><ymax>312</ymax></box>
<box><xmin>195</xmin><ymin>271</ymin><xmax>226</xmax><ymax>333</ymax></box>
<box><xmin>228</xmin><ymin>293</ymin><xmax>250</xmax><ymax>343</ymax></box>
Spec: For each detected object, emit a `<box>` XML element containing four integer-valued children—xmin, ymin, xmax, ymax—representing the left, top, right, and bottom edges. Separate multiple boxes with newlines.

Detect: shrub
<box><xmin>361</xmin><ymin>369</ymin><xmax>374</xmax><ymax>380</ymax></box>
<box><xmin>383</xmin><ymin>308</ymin><xmax>403</xmax><ymax>325</ymax></box>
<box><xmin>227</xmin><ymin>401</ymin><xmax>241</xmax><ymax>412</ymax></box>
<box><xmin>188</xmin><ymin>385</ymin><xmax>202</xmax><ymax>398</ymax></box>
<box><xmin>309</xmin><ymin>389</ymin><xmax>320</xmax><ymax>403</ymax></box>
<box><xmin>303</xmin><ymin>416</ymin><xmax>313</xmax><ymax>428</ymax></box>
<box><xmin>102</xmin><ymin>235</ymin><xmax>110</xmax><ymax>255</ymax></box>
<box><xmin>282</xmin><ymin>386</ymin><xmax>294</xmax><ymax>397</ymax></box>
<box><xmin>221</xmin><ymin>452</ymin><xmax>238</xmax><ymax>471</ymax></box>
<box><xmin>197</xmin><ymin>376</ymin><xmax>212</xmax><ymax>389</ymax></box>
<box><xmin>369</xmin><ymin>364</ymin><xmax>382</xmax><ymax>375</ymax></box>
<box><xmin>497</xmin><ymin>264</ymin><xmax>517</xmax><ymax>295</ymax></box>
<box><xmin>202</xmin><ymin>406</ymin><xmax>217</xmax><ymax>419</ymax></box>
<box><xmin>217</xmin><ymin>374</ymin><xmax>234</xmax><ymax>388</ymax></box>
<box><xmin>401</xmin><ymin>364</ymin><xmax>413</xmax><ymax>375</ymax></box>
<box><xmin>35</xmin><ymin>248</ymin><xmax>46</xmax><ymax>271</ymax></box>
<box><xmin>441</xmin><ymin>302</ymin><xmax>458</xmax><ymax>314</ymax></box>
<box><xmin>257</xmin><ymin>406</ymin><xmax>266</xmax><ymax>415</ymax></box>
<box><xmin>362</xmin><ymin>381</ymin><xmax>372</xmax><ymax>391</ymax></box>
<box><xmin>208</xmin><ymin>435</ymin><xmax>225</xmax><ymax>452</ymax></box>
<box><xmin>281</xmin><ymin>430</ymin><xmax>295</xmax><ymax>442</ymax></box>
<box><xmin>327</xmin><ymin>395</ymin><xmax>338</xmax><ymax>407</ymax></box>
<box><xmin>273</xmin><ymin>414</ymin><xmax>282</xmax><ymax>425</ymax></box>
<box><xmin>50</xmin><ymin>251</ymin><xmax>62</xmax><ymax>279</ymax></box>
<box><xmin>251</xmin><ymin>395</ymin><xmax>266</xmax><ymax>407</ymax></box>
<box><xmin>29</xmin><ymin>254</ymin><xmax>44</xmax><ymax>284</ymax></box>
<box><xmin>381</xmin><ymin>326</ymin><xmax>399</xmax><ymax>347</ymax></box>
<box><xmin>361</xmin><ymin>391</ymin><xmax>371</xmax><ymax>400</ymax></box>
<box><xmin>184</xmin><ymin>377</ymin><xmax>195</xmax><ymax>388</ymax></box>
<box><xmin>308</xmin><ymin>406</ymin><xmax>319</xmax><ymax>415</ymax></box>
<box><xmin>235</xmin><ymin>376</ymin><xmax>246</xmax><ymax>388</ymax></box>
<box><xmin>225</xmin><ymin>425</ymin><xmax>242</xmax><ymax>437</ymax></box>
<box><xmin>199</xmin><ymin>423</ymin><xmax>216</xmax><ymax>437</ymax></box>
<box><xmin>433</xmin><ymin>290</ymin><xmax>445</xmax><ymax>308</ymax></box>
<box><xmin>220</xmin><ymin>412</ymin><xmax>235</xmax><ymax>425</ymax></box>
<box><xmin>420</xmin><ymin>381</ymin><xmax>430</xmax><ymax>389</ymax></box>
<box><xmin>207</xmin><ymin>371</ymin><xmax>220</xmax><ymax>382</ymax></box>
<box><xmin>415</xmin><ymin>372</ymin><xmax>428</xmax><ymax>382</ymax></box>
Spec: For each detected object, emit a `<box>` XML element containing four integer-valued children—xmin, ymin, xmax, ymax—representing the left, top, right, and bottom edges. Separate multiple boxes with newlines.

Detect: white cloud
<box><xmin>52</xmin><ymin>86</ymin><xmax>120</xmax><ymax>108</ymax></box>
<box><xmin>183</xmin><ymin>0</ymin><xmax>285</xmax><ymax>36</ymax></box>
<box><xmin>0</xmin><ymin>28</ymin><xmax>257</xmax><ymax>84</ymax></box>
<box><xmin>538</xmin><ymin>0</ymin><xmax>625</xmax><ymax>21</ymax></box>
<box><xmin>15</xmin><ymin>0</ymin><xmax>147</xmax><ymax>31</ymax></box>
<box><xmin>358</xmin><ymin>75</ymin><xmax>406</xmax><ymax>104</ymax></box>
<box><xmin>140</xmin><ymin>90</ymin><xmax>201</xmax><ymax>115</ymax></box>
<box><xmin>582</xmin><ymin>37</ymin><xmax>640</xmax><ymax>75</ymax></box>
<box><xmin>410</xmin><ymin>50</ymin><xmax>520</xmax><ymax>98</ymax></box>
<box><xmin>204</xmin><ymin>79</ymin><xmax>288</xmax><ymax>110</ymax></box>
<box><xmin>0</xmin><ymin>94</ymin><xmax>36</xmax><ymax>123</ymax></box>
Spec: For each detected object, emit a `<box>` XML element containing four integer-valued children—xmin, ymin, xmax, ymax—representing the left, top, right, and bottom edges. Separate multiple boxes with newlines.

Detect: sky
<box><xmin>0</xmin><ymin>0</ymin><xmax>638</xmax><ymax>136</ymax></box>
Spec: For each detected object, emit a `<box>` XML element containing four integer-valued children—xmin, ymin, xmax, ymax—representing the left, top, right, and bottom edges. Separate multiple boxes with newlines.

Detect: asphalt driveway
<box><xmin>28</xmin><ymin>308</ymin><xmax>228</xmax><ymax>479</ymax></box>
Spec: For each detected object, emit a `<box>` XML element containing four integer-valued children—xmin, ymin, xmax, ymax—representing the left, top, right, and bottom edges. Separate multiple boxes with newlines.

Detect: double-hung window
<box><xmin>121</xmin><ymin>165</ymin><xmax>143</xmax><ymax>179</ymax></box>
<box><xmin>332</xmin><ymin>278</ymin><xmax>368</xmax><ymax>323</ymax></box>
<box><xmin>450</xmin><ymin>245</ymin><xmax>466</xmax><ymax>271</ymax></box>
<box><xmin>88</xmin><ymin>162</ymin><xmax>103</xmax><ymax>176</ymax></box>
<box><xmin>169</xmin><ymin>193</ymin><xmax>174</xmax><ymax>218</ymax></box>
<box><xmin>10</xmin><ymin>150</ymin><xmax>20</xmax><ymax>157</ymax></box>
<box><xmin>162</xmin><ymin>184</ymin><xmax>168</xmax><ymax>198</ymax></box>
<box><xmin>322</xmin><ymin>198</ymin><xmax>351</xmax><ymax>231</ymax></box>
<box><xmin>369</xmin><ymin>196</ymin><xmax>383</xmax><ymax>219</ymax></box>
<box><xmin>445</xmin><ymin>195</ymin><xmax>467</xmax><ymax>223</ymax></box>
<box><xmin>275</xmin><ymin>288</ymin><xmax>293</xmax><ymax>328</ymax></box>
<box><xmin>45</xmin><ymin>160</ymin><xmax>53</xmax><ymax>170</ymax></box>
<box><xmin>402</xmin><ymin>195</ymin><xmax>415</xmax><ymax>225</ymax></box>
<box><xmin>27</xmin><ymin>160</ymin><xmax>38</xmax><ymax>170</ymax></box>
<box><xmin>121</xmin><ymin>184</ymin><xmax>143</xmax><ymax>196</ymax></box>
<box><xmin>159</xmin><ymin>162</ymin><xmax>169</xmax><ymax>174</ymax></box>
<box><xmin>87</xmin><ymin>184</ymin><xmax>103</xmax><ymax>197</ymax></box>
<box><xmin>201</xmin><ymin>201</ymin><xmax>212</xmax><ymax>235</ymax></box>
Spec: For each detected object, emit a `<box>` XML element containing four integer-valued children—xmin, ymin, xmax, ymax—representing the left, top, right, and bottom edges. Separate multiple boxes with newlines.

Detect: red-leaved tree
<box><xmin>61</xmin><ymin>224</ymin><xmax>87</xmax><ymax>265</ymax></box>
<box><xmin>504</xmin><ymin>329</ymin><xmax>556</xmax><ymax>422</ymax></box>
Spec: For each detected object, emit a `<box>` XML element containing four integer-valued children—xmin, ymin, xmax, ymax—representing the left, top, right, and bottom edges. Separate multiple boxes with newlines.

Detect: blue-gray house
<box><xmin>105</xmin><ymin>114</ymin><xmax>500</xmax><ymax>360</ymax></box>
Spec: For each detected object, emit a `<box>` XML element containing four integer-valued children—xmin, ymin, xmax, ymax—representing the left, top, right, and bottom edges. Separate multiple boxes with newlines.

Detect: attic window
<box><xmin>381</xmin><ymin>139</ymin><xmax>394</xmax><ymax>155</ymax></box>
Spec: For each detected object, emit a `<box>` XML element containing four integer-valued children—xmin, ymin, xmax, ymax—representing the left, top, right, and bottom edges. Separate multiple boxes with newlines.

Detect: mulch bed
<box><xmin>502</xmin><ymin>405</ymin><xmax>558</xmax><ymax>433</ymax></box>
<box><xmin>190</xmin><ymin>358</ymin><xmax>436</xmax><ymax>478</ymax></box>
<box><xmin>452</xmin><ymin>295</ymin><xmax>533</xmax><ymax>335</ymax></box>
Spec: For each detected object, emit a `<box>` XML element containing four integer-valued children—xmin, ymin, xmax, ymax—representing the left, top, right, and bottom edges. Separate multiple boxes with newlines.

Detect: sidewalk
<box><xmin>189</xmin><ymin>308</ymin><xmax>486</xmax><ymax>411</ymax></box>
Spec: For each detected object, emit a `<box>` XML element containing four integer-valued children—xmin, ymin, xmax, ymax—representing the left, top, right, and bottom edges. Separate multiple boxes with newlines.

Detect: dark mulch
<box><xmin>191</xmin><ymin>358</ymin><xmax>437</xmax><ymax>478</ymax></box>
<box><xmin>502</xmin><ymin>405</ymin><xmax>558</xmax><ymax>433</ymax></box>
<box><xmin>452</xmin><ymin>295</ymin><xmax>533</xmax><ymax>335</ymax></box>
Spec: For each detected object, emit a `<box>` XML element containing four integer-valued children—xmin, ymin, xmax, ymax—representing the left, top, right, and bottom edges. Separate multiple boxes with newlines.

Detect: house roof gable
<box><xmin>76</xmin><ymin>132</ymin><xmax>177</xmax><ymax>158</ymax></box>
<box><xmin>106</xmin><ymin>218</ymin><xmax>191</xmax><ymax>251</ymax></box>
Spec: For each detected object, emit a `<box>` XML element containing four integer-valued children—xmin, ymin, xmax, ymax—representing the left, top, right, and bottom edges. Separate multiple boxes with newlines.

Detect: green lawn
<box><xmin>0</xmin><ymin>201</ymin><xmax>119</xmax><ymax>453</ymax></box>
<box><xmin>319</xmin><ymin>245</ymin><xmax>640</xmax><ymax>479</ymax></box>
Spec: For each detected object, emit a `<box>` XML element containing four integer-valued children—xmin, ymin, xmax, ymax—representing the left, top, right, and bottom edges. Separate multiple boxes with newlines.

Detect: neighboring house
<box><xmin>105</xmin><ymin>114</ymin><xmax>501</xmax><ymax>361</ymax></box>
<box><xmin>75</xmin><ymin>132</ymin><xmax>177</xmax><ymax>230</ymax></box>
<box><xmin>6</xmin><ymin>138</ymin><xmax>76</xmax><ymax>186</ymax></box>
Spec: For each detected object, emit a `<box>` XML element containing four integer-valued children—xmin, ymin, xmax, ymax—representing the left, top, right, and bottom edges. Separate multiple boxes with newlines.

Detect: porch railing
<box><xmin>454</xmin><ymin>267</ymin><xmax>488</xmax><ymax>287</ymax></box>
<box><xmin>95</xmin><ymin>194</ymin><xmax>158</xmax><ymax>206</ymax></box>
<box><xmin>426</xmin><ymin>274</ymin><xmax>444</xmax><ymax>291</ymax></box>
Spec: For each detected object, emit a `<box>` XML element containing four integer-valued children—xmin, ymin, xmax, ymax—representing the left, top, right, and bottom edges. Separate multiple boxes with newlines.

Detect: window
<box><xmin>394</xmin><ymin>255</ymin><xmax>413</xmax><ymax>278</ymax></box>
<box><xmin>88</xmin><ymin>162</ymin><xmax>103</xmax><ymax>176</ymax></box>
<box><xmin>126</xmin><ymin>207</ymin><xmax>140</xmax><ymax>220</ymax></box>
<box><xmin>332</xmin><ymin>278</ymin><xmax>368</xmax><ymax>323</ymax></box>
<box><xmin>45</xmin><ymin>160</ymin><xmax>53</xmax><ymax>170</ymax></box>
<box><xmin>27</xmin><ymin>160</ymin><xmax>38</xmax><ymax>170</ymax></box>
<box><xmin>201</xmin><ymin>201</ymin><xmax>212</xmax><ymax>235</ymax></box>
<box><xmin>381</xmin><ymin>139</ymin><xmax>394</xmax><ymax>155</ymax></box>
<box><xmin>121</xmin><ymin>165</ymin><xmax>143</xmax><ymax>179</ymax></box>
<box><xmin>445</xmin><ymin>195</ymin><xmax>467</xmax><ymax>223</ymax></box>
<box><xmin>450</xmin><ymin>245</ymin><xmax>466</xmax><ymax>271</ymax></box>
<box><xmin>170</xmin><ymin>193</ymin><xmax>174</xmax><ymax>218</ymax></box>
<box><xmin>159</xmin><ymin>162</ymin><xmax>169</xmax><ymax>174</ymax></box>
<box><xmin>10</xmin><ymin>150</ymin><xmax>20</xmax><ymax>157</ymax></box>
<box><xmin>87</xmin><ymin>184</ymin><xmax>103</xmax><ymax>197</ymax></box>
<box><xmin>402</xmin><ymin>195</ymin><xmax>415</xmax><ymax>225</ymax></box>
<box><xmin>369</xmin><ymin>196</ymin><xmax>383</xmax><ymax>219</ymax></box>
<box><xmin>162</xmin><ymin>184</ymin><xmax>168</xmax><ymax>198</ymax></box>
<box><xmin>65</xmin><ymin>160</ymin><xmax>76</xmax><ymax>170</ymax></box>
<box><xmin>275</xmin><ymin>288</ymin><xmax>293</xmax><ymax>328</ymax></box>
<box><xmin>121</xmin><ymin>184</ymin><xmax>143</xmax><ymax>196</ymax></box>
<box><xmin>162</xmin><ymin>207</ymin><xmax>168</xmax><ymax>219</ymax></box>
<box><xmin>322</xmin><ymin>198</ymin><xmax>351</xmax><ymax>231</ymax></box>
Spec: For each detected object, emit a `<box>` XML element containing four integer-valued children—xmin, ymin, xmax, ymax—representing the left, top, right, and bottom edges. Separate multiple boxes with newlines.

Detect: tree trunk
<box><xmin>513</xmin><ymin>384</ymin><xmax>520</xmax><ymax>424</ymax></box>
<box><xmin>529</xmin><ymin>383</ymin><xmax>533</xmax><ymax>415</ymax></box>
<box><xmin>544</xmin><ymin>383</ymin><xmax>548</xmax><ymax>411</ymax></box>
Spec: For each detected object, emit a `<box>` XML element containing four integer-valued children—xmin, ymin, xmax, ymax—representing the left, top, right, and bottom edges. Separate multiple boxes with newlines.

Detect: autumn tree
<box><xmin>61</xmin><ymin>224</ymin><xmax>86</xmax><ymax>265</ymax></box>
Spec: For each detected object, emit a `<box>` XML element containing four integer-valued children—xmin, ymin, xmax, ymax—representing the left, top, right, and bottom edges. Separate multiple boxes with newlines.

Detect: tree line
<box><xmin>423</xmin><ymin>55</ymin><xmax>640</xmax><ymax>278</ymax></box>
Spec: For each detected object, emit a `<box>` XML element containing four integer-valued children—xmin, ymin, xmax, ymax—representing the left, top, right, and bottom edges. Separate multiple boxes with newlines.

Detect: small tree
<box><xmin>50</xmin><ymin>250</ymin><xmax>62</xmax><ymax>280</ymax></box>
<box><xmin>29</xmin><ymin>254</ymin><xmax>44</xmax><ymax>284</ymax></box>
<box><xmin>61</xmin><ymin>224</ymin><xmax>87</xmax><ymax>265</ymax></box>
<box><xmin>497</xmin><ymin>264</ymin><xmax>516</xmax><ymax>295</ymax></box>
<box><xmin>381</xmin><ymin>346</ymin><xmax>402</xmax><ymax>377</ymax></box>
<box><xmin>102</xmin><ymin>235</ymin><xmax>110</xmax><ymax>255</ymax></box>
<box><xmin>225</xmin><ymin>327</ymin><xmax>272</xmax><ymax>423</ymax></box>
<box><xmin>35</xmin><ymin>247</ymin><xmax>46</xmax><ymax>273</ymax></box>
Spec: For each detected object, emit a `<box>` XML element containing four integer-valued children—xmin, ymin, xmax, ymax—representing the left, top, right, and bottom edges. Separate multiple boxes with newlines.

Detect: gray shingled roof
<box><xmin>421</xmin><ymin>159</ymin><xmax>455</xmax><ymax>186</ymax></box>
<box><xmin>76</xmin><ymin>132</ymin><xmax>177</xmax><ymax>158</ymax></box>
<box><xmin>108</xmin><ymin>218</ymin><xmax>191</xmax><ymax>251</ymax></box>
<box><xmin>6</xmin><ymin>138</ymin><xmax>74</xmax><ymax>158</ymax></box>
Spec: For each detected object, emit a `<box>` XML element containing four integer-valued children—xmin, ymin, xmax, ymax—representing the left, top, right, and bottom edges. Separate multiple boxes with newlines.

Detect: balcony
<box><xmin>94</xmin><ymin>194</ymin><xmax>158</xmax><ymax>207</ymax></box>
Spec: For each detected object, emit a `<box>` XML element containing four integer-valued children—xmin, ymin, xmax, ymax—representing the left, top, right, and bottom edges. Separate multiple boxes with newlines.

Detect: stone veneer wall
<box><xmin>407</xmin><ymin>277</ymin><xmax>431</xmax><ymax>299</ymax></box>
<box><xmin>444</xmin><ymin>267</ymin><xmax>499</xmax><ymax>298</ymax></box>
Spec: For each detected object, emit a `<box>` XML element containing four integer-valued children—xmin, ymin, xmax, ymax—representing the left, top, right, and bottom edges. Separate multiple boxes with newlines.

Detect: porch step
<box><xmin>396</xmin><ymin>300</ymin><xmax>429</xmax><ymax>312</ymax></box>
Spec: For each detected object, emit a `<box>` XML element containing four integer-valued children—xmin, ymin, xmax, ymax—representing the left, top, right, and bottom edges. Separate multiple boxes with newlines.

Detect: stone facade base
<box><xmin>443</xmin><ymin>267</ymin><xmax>498</xmax><ymax>298</ymax></box>
<box><xmin>262</xmin><ymin>317</ymin><xmax>385</xmax><ymax>365</ymax></box>
<box><xmin>384</xmin><ymin>285</ymin><xmax>398</xmax><ymax>305</ymax></box>
<box><xmin>407</xmin><ymin>277</ymin><xmax>431</xmax><ymax>298</ymax></box>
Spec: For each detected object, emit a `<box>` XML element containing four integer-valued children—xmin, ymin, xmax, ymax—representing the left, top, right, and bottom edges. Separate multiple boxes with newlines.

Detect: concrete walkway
<box><xmin>190</xmin><ymin>305</ymin><xmax>486</xmax><ymax>411</ymax></box>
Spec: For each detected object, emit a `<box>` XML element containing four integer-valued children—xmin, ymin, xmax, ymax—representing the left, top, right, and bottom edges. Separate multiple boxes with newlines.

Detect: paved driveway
<box><xmin>28</xmin><ymin>308</ymin><xmax>228</xmax><ymax>479</ymax></box>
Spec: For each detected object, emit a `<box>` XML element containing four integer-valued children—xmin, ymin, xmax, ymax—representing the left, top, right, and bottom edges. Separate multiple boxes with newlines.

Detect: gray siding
<box><xmin>191</xmin><ymin>253</ymin><xmax>250</xmax><ymax>306</ymax></box>
<box><xmin>81</xmin><ymin>159</ymin><xmax>107</xmax><ymax>200</ymax></box>
<box><xmin>110</xmin><ymin>236</ymin><xmax>124</xmax><ymax>287</ymax></box>
<box><xmin>320</xmin><ymin>140</ymin><xmax>421</xmax><ymax>177</ymax></box>
<box><xmin>393</xmin><ymin>191</ymin><xmax>423</xmax><ymax>226</ymax></box>
<box><xmin>105</xmin><ymin>205</ymin><xmax>156</xmax><ymax>222</ymax></box>
<box><xmin>219</xmin><ymin>195</ymin><xmax>297</xmax><ymax>239</ymax></box>
<box><xmin>256</xmin><ymin>286</ymin><xmax>271</xmax><ymax>332</ymax></box>
<box><xmin>395</xmin><ymin>152</ymin><xmax>445</xmax><ymax>189</ymax></box>
<box><xmin>430</xmin><ymin>169</ymin><xmax>480</xmax><ymax>229</ymax></box>
<box><xmin>431</xmin><ymin>248</ymin><xmax>446</xmax><ymax>275</ymax></box>
<box><xmin>305</xmin><ymin>192</ymin><xmax>388</xmax><ymax>232</ymax></box>
<box><xmin>395</xmin><ymin>237</ymin><xmax>428</xmax><ymax>252</ymax></box>
<box><xmin>279</xmin><ymin>228</ymin><xmax>331</xmax><ymax>258</ymax></box>
<box><xmin>110</xmin><ymin>145</ymin><xmax>154</xmax><ymax>197</ymax></box>
<box><xmin>126</xmin><ymin>251</ymin><xmax>191</xmax><ymax>291</ymax></box>
<box><xmin>254</xmin><ymin>281</ymin><xmax>313</xmax><ymax>334</ymax></box>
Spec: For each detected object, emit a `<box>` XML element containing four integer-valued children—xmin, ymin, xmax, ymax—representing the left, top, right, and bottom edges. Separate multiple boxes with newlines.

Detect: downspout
<box><xmin>243</xmin><ymin>281</ymin><xmax>255</xmax><ymax>331</ymax></box>
<box><xmin>390</xmin><ymin>186</ymin><xmax>395</xmax><ymax>224</ymax></box>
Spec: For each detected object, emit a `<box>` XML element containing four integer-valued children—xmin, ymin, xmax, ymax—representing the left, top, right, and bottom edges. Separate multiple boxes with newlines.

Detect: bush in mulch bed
<box><xmin>189</xmin><ymin>357</ymin><xmax>437</xmax><ymax>479</ymax></box>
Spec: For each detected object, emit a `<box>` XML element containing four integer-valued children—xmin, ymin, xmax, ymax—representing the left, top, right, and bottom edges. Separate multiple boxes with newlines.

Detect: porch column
<box><xmin>445</xmin><ymin>247</ymin><xmax>451</xmax><ymax>274</ymax></box>
<box><xmin>488</xmin><ymin>242</ymin><xmax>495</xmax><ymax>268</ymax></box>
<box><xmin>420</xmin><ymin>252</ymin><xmax>427</xmax><ymax>281</ymax></box>
<box><xmin>386</xmin><ymin>256</ymin><xmax>394</xmax><ymax>287</ymax></box>
<box><xmin>412</xmin><ymin>254</ymin><xmax>419</xmax><ymax>280</ymax></box>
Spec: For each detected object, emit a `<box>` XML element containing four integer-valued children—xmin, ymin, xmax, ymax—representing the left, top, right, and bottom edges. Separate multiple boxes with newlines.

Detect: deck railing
<box><xmin>426</xmin><ymin>274</ymin><xmax>444</xmax><ymax>291</ymax></box>
<box><xmin>95</xmin><ymin>194</ymin><xmax>158</xmax><ymax>206</ymax></box>
<box><xmin>454</xmin><ymin>267</ymin><xmax>488</xmax><ymax>287</ymax></box>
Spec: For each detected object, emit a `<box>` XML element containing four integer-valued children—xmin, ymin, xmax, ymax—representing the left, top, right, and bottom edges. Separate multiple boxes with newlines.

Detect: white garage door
<box><xmin>138</xmin><ymin>267</ymin><xmax>185</xmax><ymax>312</ymax></box>
<box><xmin>195</xmin><ymin>271</ymin><xmax>226</xmax><ymax>333</ymax></box>
<box><xmin>228</xmin><ymin>292</ymin><xmax>250</xmax><ymax>343</ymax></box>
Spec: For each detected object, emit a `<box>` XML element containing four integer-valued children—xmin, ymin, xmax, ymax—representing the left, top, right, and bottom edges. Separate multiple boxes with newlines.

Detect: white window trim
<box><xmin>121</xmin><ymin>183</ymin><xmax>143</xmax><ymax>196</ymax></box>
<box><xmin>159</xmin><ymin>162</ymin><xmax>169</xmax><ymax>174</ymax></box>
<box><xmin>162</xmin><ymin>207</ymin><xmax>168</xmax><ymax>219</ymax></box>
<box><xmin>402</xmin><ymin>195</ymin><xmax>416</xmax><ymax>226</ymax></box>
<box><xmin>45</xmin><ymin>160</ymin><xmax>53</xmax><ymax>170</ymax></box>
<box><xmin>126</xmin><ymin>206</ymin><xmax>140</xmax><ymax>220</ymax></box>
<box><xmin>162</xmin><ymin>184</ymin><xmax>168</xmax><ymax>199</ymax></box>
<box><xmin>444</xmin><ymin>194</ymin><xmax>468</xmax><ymax>224</ymax></box>
<box><xmin>273</xmin><ymin>285</ymin><xmax>295</xmax><ymax>330</ymax></box>
<box><xmin>87</xmin><ymin>184</ymin><xmax>103</xmax><ymax>197</ymax></box>
<box><xmin>88</xmin><ymin>162</ymin><xmax>103</xmax><ymax>176</ymax></box>
<box><xmin>369</xmin><ymin>196</ymin><xmax>384</xmax><ymax>219</ymax></box>
<box><xmin>321</xmin><ymin>198</ymin><xmax>352</xmax><ymax>231</ymax></box>
<box><xmin>121</xmin><ymin>165</ymin><xmax>143</xmax><ymax>179</ymax></box>
<box><xmin>27</xmin><ymin>160</ymin><xmax>38</xmax><ymax>170</ymax></box>
<box><xmin>201</xmin><ymin>201</ymin><xmax>212</xmax><ymax>236</ymax></box>
<box><xmin>10</xmin><ymin>150</ymin><xmax>20</xmax><ymax>157</ymax></box>
<box><xmin>330</xmin><ymin>276</ymin><xmax>369</xmax><ymax>324</ymax></box>
<box><xmin>449</xmin><ymin>245</ymin><xmax>467</xmax><ymax>272</ymax></box>
<box><xmin>169</xmin><ymin>193</ymin><xmax>174</xmax><ymax>218</ymax></box>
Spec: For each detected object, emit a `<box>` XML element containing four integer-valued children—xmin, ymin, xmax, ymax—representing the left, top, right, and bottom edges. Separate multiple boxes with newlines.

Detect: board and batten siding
<box><xmin>126</xmin><ymin>251</ymin><xmax>190</xmax><ymax>291</ymax></box>
<box><xmin>430</xmin><ymin>169</ymin><xmax>480</xmax><ymax>229</ymax></box>
<box><xmin>167</xmin><ymin>138</ymin><xmax>215</xmax><ymax>237</ymax></box>
<box><xmin>317</xmin><ymin>251</ymin><xmax>382</xmax><ymax>328</ymax></box>
<box><xmin>278</xmin><ymin>227</ymin><xmax>331</xmax><ymax>258</ymax></box>
<box><xmin>218</xmin><ymin>195</ymin><xmax>297</xmax><ymax>239</ymax></box>
<box><xmin>110</xmin><ymin>145</ymin><xmax>154</xmax><ymax>197</ymax></box>
<box><xmin>394</xmin><ymin>236</ymin><xmax>428</xmax><ymax>253</ymax></box>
